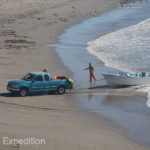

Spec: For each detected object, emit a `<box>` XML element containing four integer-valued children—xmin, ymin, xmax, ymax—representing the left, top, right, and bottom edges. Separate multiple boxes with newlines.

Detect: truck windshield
<box><xmin>22</xmin><ymin>73</ymin><xmax>36</xmax><ymax>81</ymax></box>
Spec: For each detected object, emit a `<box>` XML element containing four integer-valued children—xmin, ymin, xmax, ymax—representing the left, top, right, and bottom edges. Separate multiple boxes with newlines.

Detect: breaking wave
<box><xmin>87</xmin><ymin>18</ymin><xmax>150</xmax><ymax>73</ymax></box>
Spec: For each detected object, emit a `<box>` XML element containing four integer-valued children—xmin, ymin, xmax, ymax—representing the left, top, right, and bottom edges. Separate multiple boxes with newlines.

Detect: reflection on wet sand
<box><xmin>76</xmin><ymin>85</ymin><xmax>150</xmax><ymax>146</ymax></box>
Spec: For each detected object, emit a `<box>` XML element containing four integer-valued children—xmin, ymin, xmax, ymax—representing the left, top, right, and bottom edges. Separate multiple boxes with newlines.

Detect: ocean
<box><xmin>52</xmin><ymin>0</ymin><xmax>150</xmax><ymax>81</ymax></box>
<box><xmin>87</xmin><ymin>17</ymin><xmax>150</xmax><ymax>73</ymax></box>
<box><xmin>49</xmin><ymin>0</ymin><xmax>150</xmax><ymax>146</ymax></box>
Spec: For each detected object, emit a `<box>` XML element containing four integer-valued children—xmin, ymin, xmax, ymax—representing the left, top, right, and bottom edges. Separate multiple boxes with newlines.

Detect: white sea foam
<box><xmin>87</xmin><ymin>18</ymin><xmax>150</xmax><ymax>73</ymax></box>
<box><xmin>145</xmin><ymin>88</ymin><xmax>150</xmax><ymax>108</ymax></box>
<box><xmin>147</xmin><ymin>93</ymin><xmax>150</xmax><ymax>108</ymax></box>
<box><xmin>136</xmin><ymin>85</ymin><xmax>150</xmax><ymax>108</ymax></box>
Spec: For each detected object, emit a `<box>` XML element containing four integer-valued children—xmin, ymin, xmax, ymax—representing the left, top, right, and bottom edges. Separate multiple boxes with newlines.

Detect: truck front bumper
<box><xmin>7</xmin><ymin>87</ymin><xmax>20</xmax><ymax>92</ymax></box>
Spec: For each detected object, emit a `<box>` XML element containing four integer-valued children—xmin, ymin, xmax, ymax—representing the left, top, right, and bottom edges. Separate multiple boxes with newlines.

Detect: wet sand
<box><xmin>0</xmin><ymin>0</ymin><xmax>149</xmax><ymax>150</ymax></box>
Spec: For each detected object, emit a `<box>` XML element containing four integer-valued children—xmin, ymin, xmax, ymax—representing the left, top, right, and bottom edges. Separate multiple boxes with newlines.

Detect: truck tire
<box><xmin>57</xmin><ymin>86</ymin><xmax>66</xmax><ymax>94</ymax></box>
<box><xmin>20</xmin><ymin>88</ymin><xmax>28</xmax><ymax>97</ymax></box>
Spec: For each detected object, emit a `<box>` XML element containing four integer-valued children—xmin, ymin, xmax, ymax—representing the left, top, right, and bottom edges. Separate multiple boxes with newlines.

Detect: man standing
<box><xmin>84</xmin><ymin>62</ymin><xmax>96</xmax><ymax>82</ymax></box>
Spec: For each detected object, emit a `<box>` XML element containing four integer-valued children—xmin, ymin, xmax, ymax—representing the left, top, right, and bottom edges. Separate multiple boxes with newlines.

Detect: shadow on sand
<box><xmin>0</xmin><ymin>92</ymin><xmax>56</xmax><ymax>98</ymax></box>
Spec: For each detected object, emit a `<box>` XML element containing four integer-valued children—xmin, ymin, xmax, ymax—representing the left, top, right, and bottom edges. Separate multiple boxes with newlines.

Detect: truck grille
<box><xmin>7</xmin><ymin>83</ymin><xmax>13</xmax><ymax>88</ymax></box>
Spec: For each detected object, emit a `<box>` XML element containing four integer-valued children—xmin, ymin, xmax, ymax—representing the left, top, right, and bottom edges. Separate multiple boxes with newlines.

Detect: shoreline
<box><xmin>0</xmin><ymin>0</ymin><xmax>122</xmax><ymax>92</ymax></box>
<box><xmin>0</xmin><ymin>0</ymin><xmax>149</xmax><ymax>149</ymax></box>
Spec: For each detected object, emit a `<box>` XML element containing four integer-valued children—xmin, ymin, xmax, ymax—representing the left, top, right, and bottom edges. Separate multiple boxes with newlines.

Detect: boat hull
<box><xmin>103</xmin><ymin>74</ymin><xmax>150</xmax><ymax>87</ymax></box>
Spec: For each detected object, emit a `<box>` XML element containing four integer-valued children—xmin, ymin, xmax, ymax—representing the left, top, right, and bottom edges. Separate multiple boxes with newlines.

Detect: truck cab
<box><xmin>7</xmin><ymin>72</ymin><xmax>73</xmax><ymax>96</ymax></box>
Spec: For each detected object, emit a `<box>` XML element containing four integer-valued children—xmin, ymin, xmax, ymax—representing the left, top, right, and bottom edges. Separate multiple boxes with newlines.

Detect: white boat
<box><xmin>102</xmin><ymin>72</ymin><xmax>150</xmax><ymax>87</ymax></box>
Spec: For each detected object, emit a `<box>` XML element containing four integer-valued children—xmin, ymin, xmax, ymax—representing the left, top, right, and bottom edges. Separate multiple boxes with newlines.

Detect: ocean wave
<box><xmin>87</xmin><ymin>18</ymin><xmax>150</xmax><ymax>73</ymax></box>
<box><xmin>136</xmin><ymin>85</ymin><xmax>150</xmax><ymax>108</ymax></box>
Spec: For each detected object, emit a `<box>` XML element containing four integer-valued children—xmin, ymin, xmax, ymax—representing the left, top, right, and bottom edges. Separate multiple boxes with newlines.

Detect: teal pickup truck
<box><xmin>7</xmin><ymin>72</ymin><xmax>73</xmax><ymax>96</ymax></box>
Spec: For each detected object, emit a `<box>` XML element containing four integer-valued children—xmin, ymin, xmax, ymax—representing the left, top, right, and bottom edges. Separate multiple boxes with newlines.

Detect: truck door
<box><xmin>43</xmin><ymin>74</ymin><xmax>57</xmax><ymax>91</ymax></box>
<box><xmin>31</xmin><ymin>75</ymin><xmax>45</xmax><ymax>91</ymax></box>
<box><xmin>43</xmin><ymin>74</ymin><xmax>51</xmax><ymax>91</ymax></box>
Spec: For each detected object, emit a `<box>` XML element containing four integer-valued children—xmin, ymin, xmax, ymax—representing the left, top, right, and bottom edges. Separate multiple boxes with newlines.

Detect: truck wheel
<box><xmin>57</xmin><ymin>86</ymin><xmax>66</xmax><ymax>94</ymax></box>
<box><xmin>20</xmin><ymin>88</ymin><xmax>28</xmax><ymax>97</ymax></box>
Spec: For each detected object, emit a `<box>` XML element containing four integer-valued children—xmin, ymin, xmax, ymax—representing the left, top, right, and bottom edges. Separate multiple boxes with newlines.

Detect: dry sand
<box><xmin>0</xmin><ymin>0</ymin><xmax>149</xmax><ymax>150</ymax></box>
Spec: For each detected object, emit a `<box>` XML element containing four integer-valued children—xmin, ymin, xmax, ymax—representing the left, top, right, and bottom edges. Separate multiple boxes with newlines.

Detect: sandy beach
<box><xmin>0</xmin><ymin>0</ymin><xmax>149</xmax><ymax>150</ymax></box>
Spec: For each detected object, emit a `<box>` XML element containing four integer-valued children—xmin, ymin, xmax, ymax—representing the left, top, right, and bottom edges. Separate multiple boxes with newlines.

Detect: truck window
<box><xmin>23</xmin><ymin>73</ymin><xmax>35</xmax><ymax>81</ymax></box>
<box><xmin>44</xmin><ymin>75</ymin><xmax>49</xmax><ymax>81</ymax></box>
<box><xmin>35</xmin><ymin>75</ymin><xmax>43</xmax><ymax>81</ymax></box>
